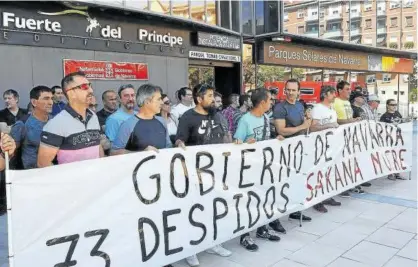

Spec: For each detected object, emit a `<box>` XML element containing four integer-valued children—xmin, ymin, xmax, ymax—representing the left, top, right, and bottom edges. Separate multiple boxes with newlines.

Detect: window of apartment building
<box><xmin>297</xmin><ymin>9</ymin><xmax>304</xmax><ymax>18</ymax></box>
<box><xmin>364</xmin><ymin>2</ymin><xmax>373</xmax><ymax>11</ymax></box>
<box><xmin>383</xmin><ymin>74</ymin><xmax>392</xmax><ymax>82</ymax></box>
<box><xmin>351</xmin><ymin>20</ymin><xmax>361</xmax><ymax>29</ymax></box>
<box><xmin>312</xmin><ymin>10</ymin><xmax>318</xmax><ymax>16</ymax></box>
<box><xmin>377</xmin><ymin>19</ymin><xmax>386</xmax><ymax>28</ymax></box>
<box><xmin>298</xmin><ymin>26</ymin><xmax>305</xmax><ymax>34</ymax></box>
<box><xmin>381</xmin><ymin>90</ymin><xmax>386</xmax><ymax>95</ymax></box>
<box><xmin>377</xmin><ymin>2</ymin><xmax>386</xmax><ymax>10</ymax></box>
<box><xmin>406</xmin><ymin>35</ymin><xmax>414</xmax><ymax>42</ymax></box>
<box><xmin>366</xmin><ymin>19</ymin><xmax>372</xmax><ymax>29</ymax></box>
<box><xmin>394</xmin><ymin>91</ymin><xmax>398</xmax><ymax>95</ymax></box>
<box><xmin>390</xmin><ymin>0</ymin><xmax>401</xmax><ymax>9</ymax></box>
<box><xmin>390</xmin><ymin>36</ymin><xmax>398</xmax><ymax>43</ymax></box>
<box><xmin>403</xmin><ymin>0</ymin><xmax>414</xmax><ymax>7</ymax></box>
<box><xmin>332</xmin><ymin>10</ymin><xmax>339</xmax><ymax>14</ymax></box>
<box><xmin>307</xmin><ymin>23</ymin><xmax>319</xmax><ymax>32</ymax></box>
<box><xmin>367</xmin><ymin>75</ymin><xmax>376</xmax><ymax>84</ymax></box>
<box><xmin>327</xmin><ymin>22</ymin><xmax>341</xmax><ymax>31</ymax></box>
<box><xmin>400</xmin><ymin>91</ymin><xmax>405</xmax><ymax>95</ymax></box>
<box><xmin>284</xmin><ymin>12</ymin><xmax>289</xmax><ymax>22</ymax></box>
<box><xmin>406</xmin><ymin>16</ymin><xmax>413</xmax><ymax>27</ymax></box>
<box><xmin>390</xmin><ymin>17</ymin><xmax>398</xmax><ymax>27</ymax></box>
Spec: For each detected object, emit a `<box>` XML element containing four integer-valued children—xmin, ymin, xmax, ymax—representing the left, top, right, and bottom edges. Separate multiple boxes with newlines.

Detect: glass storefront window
<box><xmin>255</xmin><ymin>1</ymin><xmax>265</xmax><ymax>34</ymax></box>
<box><xmin>220</xmin><ymin>0</ymin><xmax>231</xmax><ymax>29</ymax></box>
<box><xmin>190</xmin><ymin>1</ymin><xmax>206</xmax><ymax>23</ymax></box>
<box><xmin>172</xmin><ymin>0</ymin><xmax>190</xmax><ymax>19</ymax></box>
<box><xmin>206</xmin><ymin>0</ymin><xmax>217</xmax><ymax>25</ymax></box>
<box><xmin>242</xmin><ymin>1</ymin><xmax>253</xmax><ymax>35</ymax></box>
<box><xmin>149</xmin><ymin>0</ymin><xmax>170</xmax><ymax>15</ymax></box>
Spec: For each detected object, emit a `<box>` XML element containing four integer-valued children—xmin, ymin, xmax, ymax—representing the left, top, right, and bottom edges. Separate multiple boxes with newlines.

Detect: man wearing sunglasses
<box><xmin>175</xmin><ymin>83</ymin><xmax>232</xmax><ymax>266</ymax></box>
<box><xmin>38</xmin><ymin>72</ymin><xmax>103</xmax><ymax>167</ymax></box>
<box><xmin>105</xmin><ymin>84</ymin><xmax>136</xmax><ymax>143</ymax></box>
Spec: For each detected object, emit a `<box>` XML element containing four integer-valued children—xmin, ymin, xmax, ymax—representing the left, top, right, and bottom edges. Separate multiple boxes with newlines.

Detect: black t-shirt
<box><xmin>96</xmin><ymin>109</ymin><xmax>115</xmax><ymax>127</ymax></box>
<box><xmin>125</xmin><ymin>117</ymin><xmax>167</xmax><ymax>152</ymax></box>
<box><xmin>351</xmin><ymin>105</ymin><xmax>365</xmax><ymax>119</ymax></box>
<box><xmin>0</xmin><ymin>108</ymin><xmax>28</xmax><ymax>126</ymax></box>
<box><xmin>176</xmin><ymin>109</ymin><xmax>225</xmax><ymax>146</ymax></box>
<box><xmin>380</xmin><ymin>111</ymin><xmax>402</xmax><ymax>124</ymax></box>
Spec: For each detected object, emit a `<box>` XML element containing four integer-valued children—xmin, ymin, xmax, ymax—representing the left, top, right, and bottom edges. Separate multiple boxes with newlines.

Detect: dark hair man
<box><xmin>105</xmin><ymin>84</ymin><xmax>136</xmax><ymax>143</ymax></box>
<box><xmin>11</xmin><ymin>86</ymin><xmax>53</xmax><ymax>169</ymax></box>
<box><xmin>110</xmin><ymin>84</ymin><xmax>171</xmax><ymax>155</ymax></box>
<box><xmin>97</xmin><ymin>90</ymin><xmax>118</xmax><ymax>129</ymax></box>
<box><xmin>273</xmin><ymin>79</ymin><xmax>312</xmax><ymax>222</ymax></box>
<box><xmin>214</xmin><ymin>92</ymin><xmax>231</xmax><ymax>142</ymax></box>
<box><xmin>38</xmin><ymin>72</ymin><xmax>103</xmax><ymax>167</ymax></box>
<box><xmin>231</xmin><ymin>94</ymin><xmax>252</xmax><ymax>135</ymax></box>
<box><xmin>380</xmin><ymin>99</ymin><xmax>405</xmax><ymax>181</ymax></box>
<box><xmin>0</xmin><ymin>89</ymin><xmax>27</xmax><ymax>126</ymax></box>
<box><xmin>51</xmin><ymin>85</ymin><xmax>66</xmax><ymax>116</ymax></box>
<box><xmin>175</xmin><ymin>84</ymin><xmax>232</xmax><ymax>266</ymax></box>
<box><xmin>350</xmin><ymin>91</ymin><xmax>366</xmax><ymax>119</ymax></box>
<box><xmin>171</xmin><ymin>87</ymin><xmax>194</xmax><ymax>120</ymax></box>
<box><xmin>221</xmin><ymin>93</ymin><xmax>240</xmax><ymax>134</ymax></box>
<box><xmin>309</xmin><ymin>86</ymin><xmax>341</xmax><ymax>213</ymax></box>
<box><xmin>234</xmin><ymin>88</ymin><xmax>284</xmax><ymax>251</ymax></box>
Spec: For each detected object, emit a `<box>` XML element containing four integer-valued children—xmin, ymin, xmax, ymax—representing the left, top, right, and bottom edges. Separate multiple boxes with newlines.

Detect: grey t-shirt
<box><xmin>273</xmin><ymin>101</ymin><xmax>305</xmax><ymax>138</ymax></box>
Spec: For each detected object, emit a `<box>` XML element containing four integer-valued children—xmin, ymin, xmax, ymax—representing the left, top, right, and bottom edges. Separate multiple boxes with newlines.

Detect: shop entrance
<box><xmin>188</xmin><ymin>60</ymin><xmax>241</xmax><ymax>98</ymax></box>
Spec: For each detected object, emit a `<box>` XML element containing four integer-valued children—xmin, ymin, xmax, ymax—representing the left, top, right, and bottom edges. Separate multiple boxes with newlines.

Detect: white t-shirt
<box><xmin>311</xmin><ymin>103</ymin><xmax>337</xmax><ymax>126</ymax></box>
<box><xmin>171</xmin><ymin>103</ymin><xmax>193</xmax><ymax>120</ymax></box>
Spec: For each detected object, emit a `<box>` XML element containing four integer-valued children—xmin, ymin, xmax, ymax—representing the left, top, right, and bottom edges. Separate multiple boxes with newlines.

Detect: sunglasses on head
<box><xmin>67</xmin><ymin>83</ymin><xmax>92</xmax><ymax>92</ymax></box>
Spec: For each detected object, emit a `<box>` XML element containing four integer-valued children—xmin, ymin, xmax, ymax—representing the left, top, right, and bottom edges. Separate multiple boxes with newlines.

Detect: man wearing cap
<box><xmin>362</xmin><ymin>95</ymin><xmax>380</xmax><ymax>120</ymax></box>
<box><xmin>350</xmin><ymin>91</ymin><xmax>366</xmax><ymax>119</ymax></box>
<box><xmin>309</xmin><ymin>86</ymin><xmax>341</xmax><ymax>213</ymax></box>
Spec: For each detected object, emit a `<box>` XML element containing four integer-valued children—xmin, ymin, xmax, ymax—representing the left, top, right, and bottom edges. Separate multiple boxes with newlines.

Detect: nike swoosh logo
<box><xmin>212</xmin><ymin>125</ymin><xmax>219</xmax><ymax>129</ymax></box>
<box><xmin>198</xmin><ymin>127</ymin><xmax>206</xmax><ymax>134</ymax></box>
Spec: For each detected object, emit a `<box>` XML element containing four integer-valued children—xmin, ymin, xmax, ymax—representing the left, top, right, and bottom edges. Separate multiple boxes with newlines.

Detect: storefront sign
<box><xmin>63</xmin><ymin>59</ymin><xmax>149</xmax><ymax>80</ymax></box>
<box><xmin>0</xmin><ymin>3</ymin><xmax>190</xmax><ymax>57</ymax></box>
<box><xmin>189</xmin><ymin>51</ymin><xmax>241</xmax><ymax>62</ymax></box>
<box><xmin>197</xmin><ymin>32</ymin><xmax>240</xmax><ymax>50</ymax></box>
<box><xmin>261</xmin><ymin>42</ymin><xmax>369</xmax><ymax>71</ymax></box>
<box><xmin>368</xmin><ymin>55</ymin><xmax>414</xmax><ymax>74</ymax></box>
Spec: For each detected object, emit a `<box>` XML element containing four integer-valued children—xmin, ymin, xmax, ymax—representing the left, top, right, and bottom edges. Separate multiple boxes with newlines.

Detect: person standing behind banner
<box><xmin>159</xmin><ymin>94</ymin><xmax>178</xmax><ymax>145</ymax></box>
<box><xmin>11</xmin><ymin>86</ymin><xmax>53</xmax><ymax>170</ymax></box>
<box><xmin>175</xmin><ymin>84</ymin><xmax>232</xmax><ymax>267</ymax></box>
<box><xmin>51</xmin><ymin>85</ymin><xmax>66</xmax><ymax>117</ymax></box>
<box><xmin>273</xmin><ymin>79</ymin><xmax>312</xmax><ymax>222</ymax></box>
<box><xmin>37</xmin><ymin>71</ymin><xmax>104</xmax><ymax>167</ymax></box>
<box><xmin>105</xmin><ymin>84</ymin><xmax>136</xmax><ymax>143</ymax></box>
<box><xmin>234</xmin><ymin>88</ymin><xmax>284</xmax><ymax>252</ymax></box>
<box><xmin>380</xmin><ymin>99</ymin><xmax>405</xmax><ymax>181</ymax></box>
<box><xmin>97</xmin><ymin>90</ymin><xmax>118</xmax><ymax>131</ymax></box>
<box><xmin>215</xmin><ymin>92</ymin><xmax>232</xmax><ymax>143</ymax></box>
<box><xmin>171</xmin><ymin>87</ymin><xmax>194</xmax><ymax>121</ymax></box>
<box><xmin>0</xmin><ymin>89</ymin><xmax>28</xmax><ymax>127</ymax></box>
<box><xmin>232</xmin><ymin>94</ymin><xmax>252</xmax><ymax>136</ymax></box>
<box><xmin>221</xmin><ymin>93</ymin><xmax>239</xmax><ymax>135</ymax></box>
<box><xmin>333</xmin><ymin>81</ymin><xmax>364</xmax><ymax>197</ymax></box>
<box><xmin>309</xmin><ymin>86</ymin><xmax>342</xmax><ymax>213</ymax></box>
<box><xmin>110</xmin><ymin>84</ymin><xmax>171</xmax><ymax>155</ymax></box>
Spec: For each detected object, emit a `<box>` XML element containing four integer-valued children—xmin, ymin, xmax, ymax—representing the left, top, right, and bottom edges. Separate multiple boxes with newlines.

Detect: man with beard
<box><xmin>37</xmin><ymin>72</ymin><xmax>103</xmax><ymax>167</ymax></box>
<box><xmin>105</xmin><ymin>84</ymin><xmax>136</xmax><ymax>143</ymax></box>
<box><xmin>175</xmin><ymin>84</ymin><xmax>232</xmax><ymax>267</ymax></box>
<box><xmin>309</xmin><ymin>86</ymin><xmax>341</xmax><ymax>213</ymax></box>
<box><xmin>273</xmin><ymin>79</ymin><xmax>312</xmax><ymax>222</ymax></box>
<box><xmin>231</xmin><ymin>94</ymin><xmax>252</xmax><ymax>136</ymax></box>
<box><xmin>97</xmin><ymin>90</ymin><xmax>118</xmax><ymax>130</ymax></box>
<box><xmin>214</xmin><ymin>92</ymin><xmax>231</xmax><ymax>142</ymax></box>
<box><xmin>234</xmin><ymin>88</ymin><xmax>284</xmax><ymax>252</ymax></box>
<box><xmin>11</xmin><ymin>86</ymin><xmax>53</xmax><ymax>169</ymax></box>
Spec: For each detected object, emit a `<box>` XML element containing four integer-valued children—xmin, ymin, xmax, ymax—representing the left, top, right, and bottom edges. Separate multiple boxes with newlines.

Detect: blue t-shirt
<box><xmin>112</xmin><ymin>115</ymin><xmax>171</xmax><ymax>151</ymax></box>
<box><xmin>234</xmin><ymin>112</ymin><xmax>270</xmax><ymax>142</ymax></box>
<box><xmin>11</xmin><ymin>115</ymin><xmax>49</xmax><ymax>169</ymax></box>
<box><xmin>51</xmin><ymin>102</ymin><xmax>66</xmax><ymax>117</ymax></box>
<box><xmin>273</xmin><ymin>101</ymin><xmax>305</xmax><ymax>137</ymax></box>
<box><xmin>105</xmin><ymin>108</ymin><xmax>134</xmax><ymax>142</ymax></box>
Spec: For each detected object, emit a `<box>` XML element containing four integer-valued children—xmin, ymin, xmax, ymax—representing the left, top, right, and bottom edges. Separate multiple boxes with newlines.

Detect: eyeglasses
<box><xmin>388</xmin><ymin>103</ymin><xmax>397</xmax><ymax>106</ymax></box>
<box><xmin>67</xmin><ymin>83</ymin><xmax>92</xmax><ymax>92</ymax></box>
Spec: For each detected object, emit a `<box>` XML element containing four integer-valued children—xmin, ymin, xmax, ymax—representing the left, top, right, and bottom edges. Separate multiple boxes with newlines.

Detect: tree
<box><xmin>409</xmin><ymin>63</ymin><xmax>417</xmax><ymax>103</ymax></box>
<box><xmin>243</xmin><ymin>58</ymin><xmax>256</xmax><ymax>89</ymax></box>
<box><xmin>409</xmin><ymin>88</ymin><xmax>417</xmax><ymax>103</ymax></box>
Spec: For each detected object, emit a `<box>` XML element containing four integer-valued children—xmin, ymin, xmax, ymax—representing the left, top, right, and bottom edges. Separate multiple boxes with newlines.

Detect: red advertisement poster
<box><xmin>63</xmin><ymin>60</ymin><xmax>149</xmax><ymax>80</ymax></box>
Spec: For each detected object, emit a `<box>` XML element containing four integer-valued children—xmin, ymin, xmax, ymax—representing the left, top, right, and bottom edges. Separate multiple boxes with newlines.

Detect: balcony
<box><xmin>351</xmin><ymin>11</ymin><xmax>361</xmax><ymax>19</ymax></box>
<box><xmin>304</xmin><ymin>31</ymin><xmax>319</xmax><ymax>38</ymax></box>
<box><xmin>377</xmin><ymin>27</ymin><xmax>387</xmax><ymax>35</ymax></box>
<box><xmin>305</xmin><ymin>14</ymin><xmax>319</xmax><ymax>22</ymax></box>
<box><xmin>327</xmin><ymin>12</ymin><xmax>342</xmax><ymax>20</ymax></box>
<box><xmin>350</xmin><ymin>27</ymin><xmax>361</xmax><ymax>36</ymax></box>
<box><xmin>323</xmin><ymin>30</ymin><xmax>343</xmax><ymax>38</ymax></box>
<box><xmin>377</xmin><ymin>9</ymin><xmax>386</xmax><ymax>16</ymax></box>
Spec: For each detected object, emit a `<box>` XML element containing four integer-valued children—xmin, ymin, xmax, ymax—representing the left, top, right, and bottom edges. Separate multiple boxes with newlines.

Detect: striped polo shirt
<box><xmin>40</xmin><ymin>105</ymin><xmax>101</xmax><ymax>165</ymax></box>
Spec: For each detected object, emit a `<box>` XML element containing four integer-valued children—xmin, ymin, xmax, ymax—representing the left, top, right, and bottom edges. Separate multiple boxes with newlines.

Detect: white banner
<box><xmin>7</xmin><ymin>121</ymin><xmax>413</xmax><ymax>267</ymax></box>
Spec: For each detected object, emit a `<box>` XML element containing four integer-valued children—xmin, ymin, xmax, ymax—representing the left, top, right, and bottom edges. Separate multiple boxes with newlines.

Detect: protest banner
<box><xmin>6</xmin><ymin>121</ymin><xmax>413</xmax><ymax>267</ymax></box>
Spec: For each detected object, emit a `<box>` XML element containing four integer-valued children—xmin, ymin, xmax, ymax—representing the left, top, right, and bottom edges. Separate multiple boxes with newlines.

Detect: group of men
<box><xmin>0</xmin><ymin>73</ymin><xmax>408</xmax><ymax>267</ymax></box>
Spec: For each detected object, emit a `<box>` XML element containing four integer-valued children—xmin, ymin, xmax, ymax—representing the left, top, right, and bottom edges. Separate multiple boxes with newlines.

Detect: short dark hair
<box><xmin>161</xmin><ymin>93</ymin><xmax>168</xmax><ymax>100</ymax></box>
<box><xmin>239</xmin><ymin>94</ymin><xmax>250</xmax><ymax>106</ymax></box>
<box><xmin>251</xmin><ymin>88</ymin><xmax>270</xmax><ymax>108</ymax></box>
<box><xmin>61</xmin><ymin>71</ymin><xmax>86</xmax><ymax>92</ymax></box>
<box><xmin>3</xmin><ymin>89</ymin><xmax>19</xmax><ymax>99</ymax></box>
<box><xmin>336</xmin><ymin>81</ymin><xmax>350</xmax><ymax>91</ymax></box>
<box><xmin>118</xmin><ymin>84</ymin><xmax>134</xmax><ymax>97</ymax></box>
<box><xmin>215</xmin><ymin>92</ymin><xmax>223</xmax><ymax>98</ymax></box>
<box><xmin>101</xmin><ymin>89</ymin><xmax>117</xmax><ymax>101</ymax></box>
<box><xmin>285</xmin><ymin>79</ymin><xmax>300</xmax><ymax>91</ymax></box>
<box><xmin>228</xmin><ymin>94</ymin><xmax>239</xmax><ymax>105</ymax></box>
<box><xmin>386</xmin><ymin>99</ymin><xmax>396</xmax><ymax>105</ymax></box>
<box><xmin>30</xmin><ymin>86</ymin><xmax>52</xmax><ymax>100</ymax></box>
<box><xmin>320</xmin><ymin>85</ymin><xmax>336</xmax><ymax>101</ymax></box>
<box><xmin>51</xmin><ymin>85</ymin><xmax>62</xmax><ymax>94</ymax></box>
<box><xmin>193</xmin><ymin>84</ymin><xmax>215</xmax><ymax>105</ymax></box>
<box><xmin>177</xmin><ymin>87</ymin><xmax>191</xmax><ymax>101</ymax></box>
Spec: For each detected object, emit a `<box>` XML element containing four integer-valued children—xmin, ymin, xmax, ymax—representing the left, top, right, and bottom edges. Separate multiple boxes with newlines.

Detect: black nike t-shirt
<box><xmin>176</xmin><ymin>109</ymin><xmax>225</xmax><ymax>146</ymax></box>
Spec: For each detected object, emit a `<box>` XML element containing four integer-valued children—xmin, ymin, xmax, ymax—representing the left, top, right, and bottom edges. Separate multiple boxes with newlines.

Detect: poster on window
<box><xmin>63</xmin><ymin>59</ymin><xmax>149</xmax><ymax>80</ymax></box>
